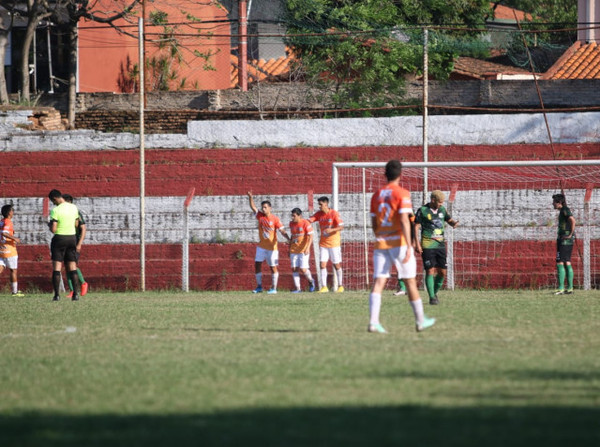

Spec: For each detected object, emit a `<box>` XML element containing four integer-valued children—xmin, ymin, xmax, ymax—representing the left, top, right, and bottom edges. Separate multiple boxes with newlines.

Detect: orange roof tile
<box><xmin>230</xmin><ymin>51</ymin><xmax>296</xmax><ymax>88</ymax></box>
<box><xmin>545</xmin><ymin>42</ymin><xmax>600</xmax><ymax>79</ymax></box>
<box><xmin>491</xmin><ymin>3</ymin><xmax>532</xmax><ymax>22</ymax></box>
<box><xmin>452</xmin><ymin>56</ymin><xmax>532</xmax><ymax>80</ymax></box>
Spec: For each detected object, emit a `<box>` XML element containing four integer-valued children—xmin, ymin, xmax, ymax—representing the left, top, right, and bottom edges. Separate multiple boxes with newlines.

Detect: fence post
<box><xmin>583</xmin><ymin>184</ymin><xmax>592</xmax><ymax>291</ymax></box>
<box><xmin>182</xmin><ymin>188</ymin><xmax>195</xmax><ymax>292</ymax></box>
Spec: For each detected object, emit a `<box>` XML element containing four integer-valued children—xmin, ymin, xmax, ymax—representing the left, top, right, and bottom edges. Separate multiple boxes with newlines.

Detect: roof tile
<box><xmin>546</xmin><ymin>42</ymin><xmax>600</xmax><ymax>79</ymax></box>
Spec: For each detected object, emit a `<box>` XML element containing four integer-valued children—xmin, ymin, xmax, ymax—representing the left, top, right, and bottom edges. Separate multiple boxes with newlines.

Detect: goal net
<box><xmin>333</xmin><ymin>160</ymin><xmax>600</xmax><ymax>291</ymax></box>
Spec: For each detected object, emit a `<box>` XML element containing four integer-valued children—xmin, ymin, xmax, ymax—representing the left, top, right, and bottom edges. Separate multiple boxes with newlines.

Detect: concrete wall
<box><xmin>3</xmin><ymin>112</ymin><xmax>600</xmax><ymax>151</ymax></box>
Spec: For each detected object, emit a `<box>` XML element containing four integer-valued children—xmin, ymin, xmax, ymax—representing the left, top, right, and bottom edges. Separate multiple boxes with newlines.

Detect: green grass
<box><xmin>1</xmin><ymin>290</ymin><xmax>599</xmax><ymax>446</ymax></box>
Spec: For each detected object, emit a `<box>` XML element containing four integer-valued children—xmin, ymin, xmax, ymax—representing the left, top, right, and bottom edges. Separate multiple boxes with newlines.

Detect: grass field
<box><xmin>1</xmin><ymin>289</ymin><xmax>599</xmax><ymax>446</ymax></box>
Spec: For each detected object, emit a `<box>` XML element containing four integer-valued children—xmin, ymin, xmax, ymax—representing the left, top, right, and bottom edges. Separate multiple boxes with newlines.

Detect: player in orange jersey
<box><xmin>0</xmin><ymin>204</ymin><xmax>24</xmax><ymax>296</ymax></box>
<box><xmin>289</xmin><ymin>208</ymin><xmax>316</xmax><ymax>293</ymax></box>
<box><xmin>248</xmin><ymin>192</ymin><xmax>290</xmax><ymax>294</ymax></box>
<box><xmin>309</xmin><ymin>196</ymin><xmax>344</xmax><ymax>293</ymax></box>
<box><xmin>367</xmin><ymin>160</ymin><xmax>436</xmax><ymax>334</ymax></box>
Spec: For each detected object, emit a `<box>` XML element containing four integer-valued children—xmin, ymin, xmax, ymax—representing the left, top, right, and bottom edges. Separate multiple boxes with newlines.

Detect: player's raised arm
<box><xmin>247</xmin><ymin>192</ymin><xmax>258</xmax><ymax>214</ymax></box>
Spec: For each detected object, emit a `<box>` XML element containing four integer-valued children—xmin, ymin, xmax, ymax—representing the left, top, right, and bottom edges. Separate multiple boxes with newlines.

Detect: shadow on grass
<box><xmin>2</xmin><ymin>405</ymin><xmax>598</xmax><ymax>447</ymax></box>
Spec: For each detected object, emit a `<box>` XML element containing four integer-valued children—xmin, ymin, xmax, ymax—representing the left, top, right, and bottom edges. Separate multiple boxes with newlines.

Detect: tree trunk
<box><xmin>19</xmin><ymin>6</ymin><xmax>39</xmax><ymax>103</ymax></box>
<box><xmin>0</xmin><ymin>14</ymin><xmax>10</xmax><ymax>104</ymax></box>
<box><xmin>67</xmin><ymin>21</ymin><xmax>77</xmax><ymax>129</ymax></box>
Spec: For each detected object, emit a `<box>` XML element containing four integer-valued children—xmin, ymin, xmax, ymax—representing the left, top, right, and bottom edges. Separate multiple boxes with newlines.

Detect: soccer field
<box><xmin>1</xmin><ymin>290</ymin><xmax>598</xmax><ymax>446</ymax></box>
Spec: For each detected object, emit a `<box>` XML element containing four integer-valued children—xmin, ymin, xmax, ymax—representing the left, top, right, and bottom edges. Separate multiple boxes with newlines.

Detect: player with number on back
<box><xmin>289</xmin><ymin>208</ymin><xmax>316</xmax><ymax>293</ymax></box>
<box><xmin>247</xmin><ymin>192</ymin><xmax>290</xmax><ymax>295</ymax></box>
<box><xmin>309</xmin><ymin>196</ymin><xmax>344</xmax><ymax>293</ymax></box>
<box><xmin>368</xmin><ymin>160</ymin><xmax>436</xmax><ymax>334</ymax></box>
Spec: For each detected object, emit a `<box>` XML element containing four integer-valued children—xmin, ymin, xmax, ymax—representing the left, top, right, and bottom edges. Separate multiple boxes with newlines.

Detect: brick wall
<box><xmin>38</xmin><ymin>80</ymin><xmax>600</xmax><ymax>117</ymax></box>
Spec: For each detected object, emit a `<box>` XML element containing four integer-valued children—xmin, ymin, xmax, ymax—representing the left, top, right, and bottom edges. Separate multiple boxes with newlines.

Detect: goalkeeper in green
<box><xmin>415</xmin><ymin>190</ymin><xmax>459</xmax><ymax>305</ymax></box>
<box><xmin>552</xmin><ymin>193</ymin><xmax>576</xmax><ymax>294</ymax></box>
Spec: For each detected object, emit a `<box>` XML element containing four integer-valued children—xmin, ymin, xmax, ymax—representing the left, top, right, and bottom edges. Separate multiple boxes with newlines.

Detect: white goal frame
<box><xmin>333</xmin><ymin>159</ymin><xmax>600</xmax><ymax>291</ymax></box>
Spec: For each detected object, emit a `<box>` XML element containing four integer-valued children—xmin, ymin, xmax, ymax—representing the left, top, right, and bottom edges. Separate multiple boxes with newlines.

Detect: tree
<box><xmin>496</xmin><ymin>1</ymin><xmax>577</xmax><ymax>29</ymax></box>
<box><xmin>0</xmin><ymin>1</ymin><xmax>15</xmax><ymax>104</ymax></box>
<box><xmin>284</xmin><ymin>0</ymin><xmax>493</xmax><ymax>114</ymax></box>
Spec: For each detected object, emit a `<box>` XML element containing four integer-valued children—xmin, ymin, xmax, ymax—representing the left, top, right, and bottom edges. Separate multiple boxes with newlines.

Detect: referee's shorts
<box><xmin>51</xmin><ymin>235</ymin><xmax>78</xmax><ymax>263</ymax></box>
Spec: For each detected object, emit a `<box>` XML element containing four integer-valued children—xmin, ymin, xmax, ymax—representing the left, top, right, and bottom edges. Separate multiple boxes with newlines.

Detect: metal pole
<box><xmin>583</xmin><ymin>185</ymin><xmax>592</xmax><ymax>290</ymax></box>
<box><xmin>139</xmin><ymin>17</ymin><xmax>146</xmax><ymax>291</ymax></box>
<box><xmin>46</xmin><ymin>24</ymin><xmax>54</xmax><ymax>94</ymax></box>
<box><xmin>362</xmin><ymin>168</ymin><xmax>369</xmax><ymax>288</ymax></box>
<box><xmin>183</xmin><ymin>206</ymin><xmax>189</xmax><ymax>292</ymax></box>
<box><xmin>238</xmin><ymin>0</ymin><xmax>248</xmax><ymax>91</ymax></box>
<box><xmin>422</xmin><ymin>27</ymin><xmax>429</xmax><ymax>201</ymax></box>
<box><xmin>447</xmin><ymin>184</ymin><xmax>458</xmax><ymax>290</ymax></box>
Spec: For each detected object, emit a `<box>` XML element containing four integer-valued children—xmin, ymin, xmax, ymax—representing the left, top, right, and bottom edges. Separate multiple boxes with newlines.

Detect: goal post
<box><xmin>332</xmin><ymin>160</ymin><xmax>600</xmax><ymax>291</ymax></box>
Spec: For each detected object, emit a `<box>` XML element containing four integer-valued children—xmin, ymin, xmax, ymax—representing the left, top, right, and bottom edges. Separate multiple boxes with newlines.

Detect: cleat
<box><xmin>368</xmin><ymin>323</ymin><xmax>387</xmax><ymax>334</ymax></box>
<box><xmin>318</xmin><ymin>286</ymin><xmax>329</xmax><ymax>293</ymax></box>
<box><xmin>66</xmin><ymin>291</ymin><xmax>73</xmax><ymax>299</ymax></box>
<box><xmin>553</xmin><ymin>289</ymin><xmax>565</xmax><ymax>295</ymax></box>
<box><xmin>335</xmin><ymin>286</ymin><xmax>345</xmax><ymax>293</ymax></box>
<box><xmin>81</xmin><ymin>282</ymin><xmax>89</xmax><ymax>296</ymax></box>
<box><xmin>416</xmin><ymin>316</ymin><xmax>436</xmax><ymax>332</ymax></box>
<box><xmin>393</xmin><ymin>290</ymin><xmax>406</xmax><ymax>296</ymax></box>
<box><xmin>12</xmin><ymin>291</ymin><xmax>25</xmax><ymax>297</ymax></box>
<box><xmin>267</xmin><ymin>288</ymin><xmax>277</xmax><ymax>295</ymax></box>
<box><xmin>429</xmin><ymin>295</ymin><xmax>439</xmax><ymax>305</ymax></box>
<box><xmin>309</xmin><ymin>282</ymin><xmax>316</xmax><ymax>293</ymax></box>
<box><xmin>252</xmin><ymin>286</ymin><xmax>263</xmax><ymax>294</ymax></box>
<box><xmin>291</xmin><ymin>289</ymin><xmax>302</xmax><ymax>294</ymax></box>
<box><xmin>565</xmin><ymin>289</ymin><xmax>574</xmax><ymax>295</ymax></box>
<box><xmin>71</xmin><ymin>295</ymin><xmax>79</xmax><ymax>301</ymax></box>
<box><xmin>52</xmin><ymin>295</ymin><xmax>60</xmax><ymax>302</ymax></box>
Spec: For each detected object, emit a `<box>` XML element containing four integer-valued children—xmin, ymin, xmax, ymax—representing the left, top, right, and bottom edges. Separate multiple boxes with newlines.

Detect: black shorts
<box><xmin>421</xmin><ymin>248</ymin><xmax>447</xmax><ymax>270</ymax></box>
<box><xmin>556</xmin><ymin>240</ymin><xmax>574</xmax><ymax>263</ymax></box>
<box><xmin>51</xmin><ymin>235</ymin><xmax>78</xmax><ymax>263</ymax></box>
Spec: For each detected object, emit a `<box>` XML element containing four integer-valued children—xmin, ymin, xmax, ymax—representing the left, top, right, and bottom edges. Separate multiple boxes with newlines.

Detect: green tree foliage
<box><xmin>395</xmin><ymin>0</ymin><xmax>492</xmax><ymax>28</ymax></box>
<box><xmin>284</xmin><ymin>0</ymin><xmax>493</xmax><ymax>114</ymax></box>
<box><xmin>498</xmin><ymin>1</ymin><xmax>577</xmax><ymax>28</ymax></box>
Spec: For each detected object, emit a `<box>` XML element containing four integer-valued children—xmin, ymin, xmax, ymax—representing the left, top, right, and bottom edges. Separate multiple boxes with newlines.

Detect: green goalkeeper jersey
<box><xmin>557</xmin><ymin>205</ymin><xmax>575</xmax><ymax>246</ymax></box>
<box><xmin>415</xmin><ymin>204</ymin><xmax>452</xmax><ymax>249</ymax></box>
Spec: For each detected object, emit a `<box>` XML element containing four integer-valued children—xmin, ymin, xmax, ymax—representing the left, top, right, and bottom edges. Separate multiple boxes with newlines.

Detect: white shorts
<box><xmin>373</xmin><ymin>246</ymin><xmax>416</xmax><ymax>279</ymax></box>
<box><xmin>319</xmin><ymin>246</ymin><xmax>342</xmax><ymax>265</ymax></box>
<box><xmin>290</xmin><ymin>252</ymin><xmax>310</xmax><ymax>269</ymax></box>
<box><xmin>255</xmin><ymin>246</ymin><xmax>279</xmax><ymax>267</ymax></box>
<box><xmin>0</xmin><ymin>255</ymin><xmax>18</xmax><ymax>270</ymax></box>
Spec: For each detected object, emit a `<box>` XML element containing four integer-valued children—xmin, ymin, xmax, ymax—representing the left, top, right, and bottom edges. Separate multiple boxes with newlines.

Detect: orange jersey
<box><xmin>309</xmin><ymin>209</ymin><xmax>343</xmax><ymax>248</ymax></box>
<box><xmin>256</xmin><ymin>211</ymin><xmax>284</xmax><ymax>251</ymax></box>
<box><xmin>289</xmin><ymin>219</ymin><xmax>313</xmax><ymax>254</ymax></box>
<box><xmin>0</xmin><ymin>218</ymin><xmax>17</xmax><ymax>258</ymax></box>
<box><xmin>370</xmin><ymin>183</ymin><xmax>413</xmax><ymax>250</ymax></box>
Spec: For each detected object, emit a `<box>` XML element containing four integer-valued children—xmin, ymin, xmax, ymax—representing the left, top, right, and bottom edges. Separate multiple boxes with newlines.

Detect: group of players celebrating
<box><xmin>248</xmin><ymin>192</ymin><xmax>344</xmax><ymax>295</ymax></box>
